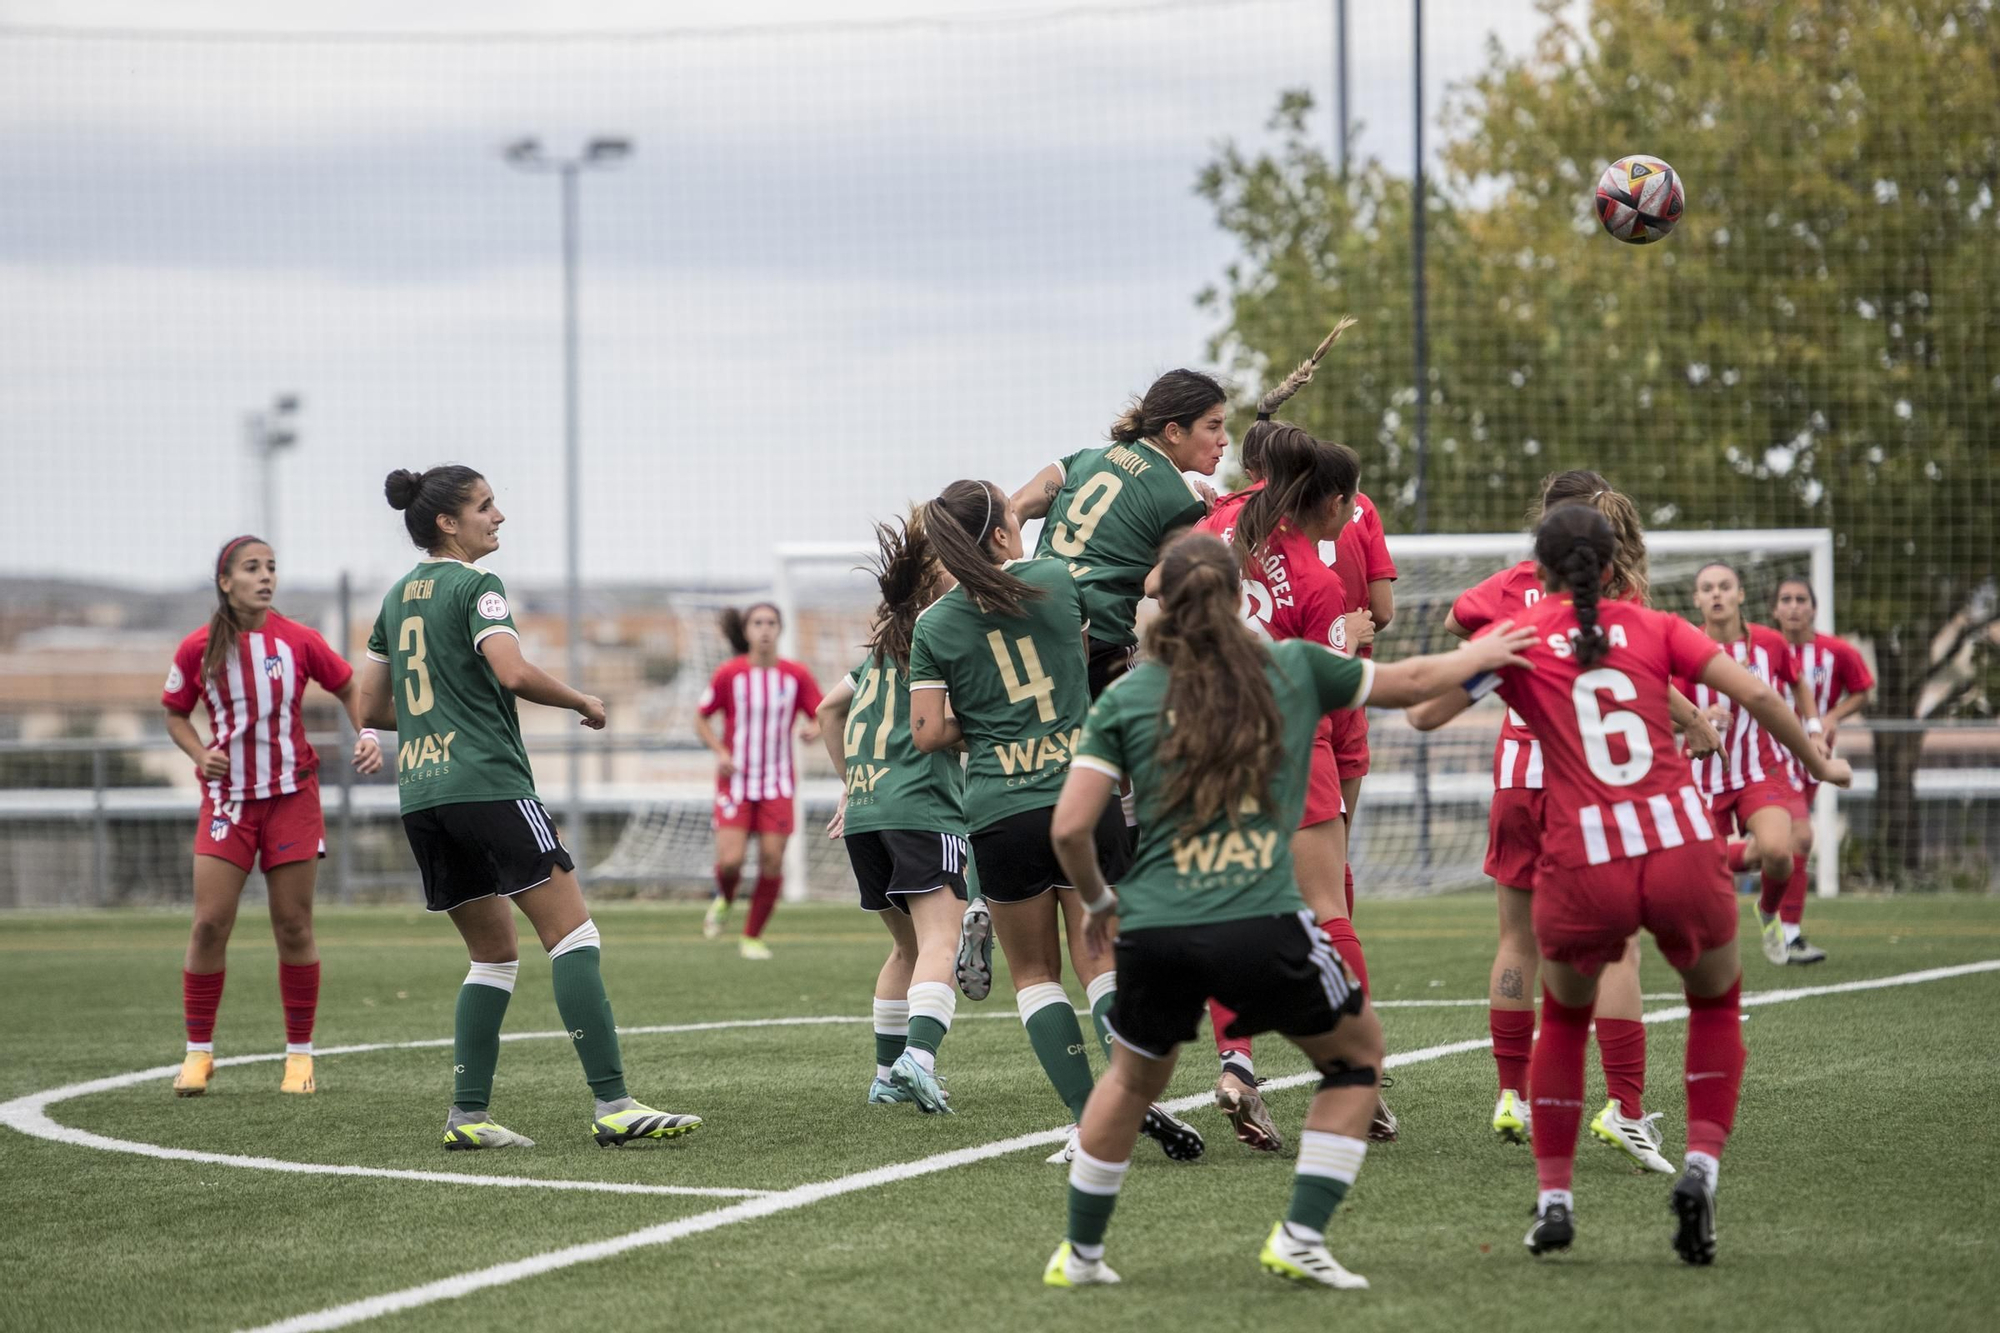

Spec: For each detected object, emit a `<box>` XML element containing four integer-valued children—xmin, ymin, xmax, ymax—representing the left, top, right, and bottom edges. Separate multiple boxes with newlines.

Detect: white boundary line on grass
<box><xmin>234</xmin><ymin>959</ymin><xmax>2000</xmax><ymax>1333</ymax></box>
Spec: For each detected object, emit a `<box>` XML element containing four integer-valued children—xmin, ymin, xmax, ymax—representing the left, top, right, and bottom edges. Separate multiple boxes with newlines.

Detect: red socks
<box><xmin>714</xmin><ymin>866</ymin><xmax>742</xmax><ymax>906</ymax></box>
<box><xmin>743</xmin><ymin>874</ymin><xmax>783</xmax><ymax>939</ymax></box>
<box><xmin>1726</xmin><ymin>841</ymin><xmax>1751</xmax><ymax>873</ymax></box>
<box><xmin>279</xmin><ymin>961</ymin><xmax>320</xmax><ymax>1047</ymax></box>
<box><xmin>1530</xmin><ymin>987</ymin><xmax>1594</xmax><ymax>1192</ymax></box>
<box><xmin>182</xmin><ymin>969</ymin><xmax>225</xmax><ymax>1045</ymax></box>
<box><xmin>1320</xmin><ymin>917</ymin><xmax>1369</xmax><ymax>994</ymax></box>
<box><xmin>1595</xmin><ymin>1017</ymin><xmax>1646</xmax><ymax>1117</ymax></box>
<box><xmin>1758</xmin><ymin>854</ymin><xmax>1806</xmax><ymax>916</ymax></box>
<box><xmin>1208</xmin><ymin>998</ymin><xmax>1251</xmax><ymax>1058</ymax></box>
<box><xmin>1684</xmin><ymin>979</ymin><xmax>1746</xmax><ymax>1158</ymax></box>
<box><xmin>1490</xmin><ymin>1008</ymin><xmax>1535</xmax><ymax>1095</ymax></box>
<box><xmin>1343</xmin><ymin>861</ymin><xmax>1356</xmax><ymax>917</ymax></box>
<box><xmin>1779</xmin><ymin>855</ymin><xmax>1811</xmax><ymax>926</ymax></box>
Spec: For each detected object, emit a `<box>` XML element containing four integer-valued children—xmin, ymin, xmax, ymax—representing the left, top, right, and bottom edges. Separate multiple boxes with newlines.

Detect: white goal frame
<box><xmin>776</xmin><ymin>528</ymin><xmax>1843</xmax><ymax>899</ymax></box>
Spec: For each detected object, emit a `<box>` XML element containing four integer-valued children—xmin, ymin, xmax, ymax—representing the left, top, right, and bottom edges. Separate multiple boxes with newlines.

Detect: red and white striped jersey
<box><xmin>163</xmin><ymin>612</ymin><xmax>354</xmax><ymax>804</ymax></box>
<box><xmin>700</xmin><ymin>657</ymin><xmax>823</xmax><ymax>803</ymax></box>
<box><xmin>1453</xmin><ymin>560</ymin><xmax>1546</xmax><ymax>789</ymax></box>
<box><xmin>1784</xmin><ymin>631</ymin><xmax>1873</xmax><ymax>786</ymax></box>
<box><xmin>1679</xmin><ymin>622</ymin><xmax>1800</xmax><ymax>794</ymax></box>
<box><xmin>1489</xmin><ymin>598</ymin><xmax>1724</xmax><ymax>868</ymax></box>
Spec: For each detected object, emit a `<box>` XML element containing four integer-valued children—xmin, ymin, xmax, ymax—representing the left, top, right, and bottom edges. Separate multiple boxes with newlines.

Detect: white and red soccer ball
<box><xmin>1595</xmin><ymin>154</ymin><xmax>1684</xmax><ymax>244</ymax></box>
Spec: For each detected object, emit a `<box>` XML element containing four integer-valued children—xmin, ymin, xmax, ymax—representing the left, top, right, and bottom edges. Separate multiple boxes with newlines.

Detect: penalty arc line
<box><xmin>237</xmin><ymin>958</ymin><xmax>2000</xmax><ymax>1333</ymax></box>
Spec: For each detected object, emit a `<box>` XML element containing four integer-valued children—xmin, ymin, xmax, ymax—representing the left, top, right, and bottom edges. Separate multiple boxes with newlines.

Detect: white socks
<box><xmin>285</xmin><ymin>1042</ymin><xmax>313</xmax><ymax>1056</ymax></box>
<box><xmin>1538</xmin><ymin>1188</ymin><xmax>1575</xmax><ymax>1213</ymax></box>
<box><xmin>1017</xmin><ymin>981</ymin><xmax>1072</xmax><ymax>1024</ymax></box>
<box><xmin>464</xmin><ymin>960</ymin><xmax>520</xmax><ymax>992</ymax></box>
<box><xmin>1686</xmin><ymin>1150</ymin><xmax>1720</xmax><ymax>1187</ymax></box>
<box><xmin>548</xmin><ymin>919</ymin><xmax>601</xmax><ymax>959</ymax></box>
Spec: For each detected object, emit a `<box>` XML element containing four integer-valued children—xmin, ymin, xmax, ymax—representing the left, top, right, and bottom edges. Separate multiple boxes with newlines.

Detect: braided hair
<box><xmin>1534</xmin><ymin>503</ymin><xmax>1617</xmax><ymax>668</ymax></box>
<box><xmin>1240</xmin><ymin>318</ymin><xmax>1358</xmax><ymax>480</ymax></box>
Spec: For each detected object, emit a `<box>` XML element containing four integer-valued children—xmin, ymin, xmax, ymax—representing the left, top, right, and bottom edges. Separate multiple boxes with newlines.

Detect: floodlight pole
<box><xmin>246</xmin><ymin>393</ymin><xmax>301</xmax><ymax>548</ymax></box>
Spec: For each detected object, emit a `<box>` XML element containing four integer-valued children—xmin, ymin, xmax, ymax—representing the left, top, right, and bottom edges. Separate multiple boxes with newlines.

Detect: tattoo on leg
<box><xmin>1498</xmin><ymin>967</ymin><xmax>1524</xmax><ymax>1000</ymax></box>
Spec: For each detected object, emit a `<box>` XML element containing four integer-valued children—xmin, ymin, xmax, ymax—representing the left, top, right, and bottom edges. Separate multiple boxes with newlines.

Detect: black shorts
<box><xmin>846</xmin><ymin>828</ymin><xmax>972</xmax><ymax>914</ymax></box>
<box><xmin>969</xmin><ymin>800</ymin><xmax>1131</xmax><ymax>905</ymax></box>
<box><xmin>401</xmin><ymin>797</ymin><xmax>575</xmax><ymax>914</ymax></box>
<box><xmin>1104</xmin><ymin>911</ymin><xmax>1364</xmax><ymax>1059</ymax></box>
<box><xmin>1087</xmin><ymin>637</ymin><xmax>1138</xmax><ymax>700</ymax></box>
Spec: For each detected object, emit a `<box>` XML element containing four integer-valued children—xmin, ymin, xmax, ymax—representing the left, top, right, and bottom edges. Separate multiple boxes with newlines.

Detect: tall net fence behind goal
<box><xmin>594</xmin><ymin>531</ymin><xmax>1837</xmax><ymax>902</ymax></box>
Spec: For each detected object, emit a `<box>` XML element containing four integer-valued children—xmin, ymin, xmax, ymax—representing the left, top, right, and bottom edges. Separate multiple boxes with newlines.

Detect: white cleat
<box><xmin>1757</xmin><ymin>910</ymin><xmax>1789</xmax><ymax>966</ymax></box>
<box><xmin>1258</xmin><ymin>1222</ymin><xmax>1370</xmax><ymax>1289</ymax></box>
<box><xmin>1043</xmin><ymin>1241</ymin><xmax>1121</xmax><ymax>1288</ymax></box>
<box><xmin>1045</xmin><ymin>1126</ymin><xmax>1079</xmax><ymax>1165</ymax></box>
<box><xmin>1493</xmin><ymin>1088</ymin><xmax>1532</xmax><ymax>1144</ymax></box>
<box><xmin>1590</xmin><ymin>1099</ymin><xmax>1675</xmax><ymax>1174</ymax></box>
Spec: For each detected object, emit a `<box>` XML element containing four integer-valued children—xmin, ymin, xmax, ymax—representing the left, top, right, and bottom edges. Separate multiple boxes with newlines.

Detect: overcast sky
<box><xmin>0</xmin><ymin>0</ymin><xmax>1548</xmax><ymax>594</ymax></box>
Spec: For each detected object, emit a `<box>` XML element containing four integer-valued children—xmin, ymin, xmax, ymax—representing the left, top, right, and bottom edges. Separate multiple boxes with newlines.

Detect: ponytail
<box><xmin>864</xmin><ymin>511</ymin><xmax>939</xmax><ymax>671</ymax></box>
<box><xmin>921</xmin><ymin>480</ymin><xmax>1042</xmax><ymax>619</ymax></box>
<box><xmin>1254</xmin><ymin>316</ymin><xmax>1357</xmax><ymax>420</ymax></box>
<box><xmin>1537</xmin><ymin>468</ymin><xmax>1650</xmax><ymax>605</ymax></box>
<box><xmin>202</xmin><ymin>535</ymin><xmax>265</xmax><ymax>683</ymax></box>
<box><xmin>1232</xmin><ymin>425</ymin><xmax>1359</xmax><ymax>567</ymax></box>
<box><xmin>1108</xmin><ymin>368</ymin><xmax>1227</xmax><ymax>445</ymax></box>
<box><xmin>1534</xmin><ymin>505</ymin><xmax>1616</xmax><ymax>668</ymax></box>
<box><xmin>1144</xmin><ymin>534</ymin><xmax>1283</xmax><ymax>836</ymax></box>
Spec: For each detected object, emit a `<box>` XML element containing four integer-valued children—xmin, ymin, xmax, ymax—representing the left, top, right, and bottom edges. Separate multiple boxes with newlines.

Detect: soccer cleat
<box><xmin>442</xmin><ymin>1118</ymin><xmax>536</xmax><ymax>1151</ymax></box>
<box><xmin>1670</xmin><ymin>1160</ymin><xmax>1718</xmax><ymax>1265</ymax></box>
<box><xmin>1259</xmin><ymin>1222</ymin><xmax>1370</xmax><ymax>1290</ymax></box>
<box><xmin>1045</xmin><ymin>1126</ymin><xmax>1079</xmax><ymax>1164</ymax></box>
<box><xmin>593</xmin><ymin>1100</ymin><xmax>702</xmax><ymax>1147</ymax></box>
<box><xmin>1786</xmin><ymin>935</ymin><xmax>1828</xmax><ymax>965</ymax></box>
<box><xmin>1140</xmin><ymin>1103</ymin><xmax>1206</xmax><ymax>1161</ymax></box>
<box><xmin>868</xmin><ymin>1077</ymin><xmax>915</xmax><ymax>1105</ymax></box>
<box><xmin>279</xmin><ymin>1053</ymin><xmax>316</xmax><ymax>1095</ymax></box>
<box><xmin>1525</xmin><ymin>1202</ymin><xmax>1575</xmax><ymax>1256</ymax></box>
<box><xmin>1215</xmin><ymin>1075</ymin><xmax>1283</xmax><ymax>1152</ymax></box>
<box><xmin>888</xmin><ymin>1050</ymin><xmax>953</xmax><ymax>1115</ymax></box>
<box><xmin>703</xmin><ymin>897</ymin><xmax>729</xmax><ymax>940</ymax></box>
<box><xmin>1591</xmin><ymin>1100</ymin><xmax>1673</xmax><ymax>1173</ymax></box>
<box><xmin>955</xmin><ymin>898</ymin><xmax>994</xmax><ymax>1001</ymax></box>
<box><xmin>1758</xmin><ymin>910</ymin><xmax>1789</xmax><ymax>966</ymax></box>
<box><xmin>1043</xmin><ymin>1241</ymin><xmax>1120</xmax><ymax>1288</ymax></box>
<box><xmin>172</xmin><ymin>1051</ymin><xmax>214</xmax><ymax>1097</ymax></box>
<box><xmin>738</xmin><ymin>937</ymin><xmax>773</xmax><ymax>961</ymax></box>
<box><xmin>1493</xmin><ymin>1089</ymin><xmax>1531</xmax><ymax>1144</ymax></box>
<box><xmin>1368</xmin><ymin>1096</ymin><xmax>1400</xmax><ymax>1143</ymax></box>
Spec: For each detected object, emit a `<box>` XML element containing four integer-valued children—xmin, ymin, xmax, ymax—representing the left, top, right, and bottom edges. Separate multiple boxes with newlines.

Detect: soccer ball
<box><xmin>1595</xmin><ymin>154</ymin><xmax>1684</xmax><ymax>244</ymax></box>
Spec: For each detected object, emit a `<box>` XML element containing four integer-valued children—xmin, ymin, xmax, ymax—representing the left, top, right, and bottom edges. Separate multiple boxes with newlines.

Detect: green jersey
<box><xmin>366</xmin><ymin>559</ymin><xmax>538</xmax><ymax>814</ymax></box>
<box><xmin>1032</xmin><ymin>441</ymin><xmax>1208</xmax><ymax>647</ymax></box>
<box><xmin>907</xmin><ymin>557</ymin><xmax>1092</xmax><ymax>832</ymax></box>
<box><xmin>1074</xmin><ymin>639</ymin><xmax>1372</xmax><ymax>932</ymax></box>
<box><xmin>839</xmin><ymin>651</ymin><xmax>967</xmax><ymax>838</ymax></box>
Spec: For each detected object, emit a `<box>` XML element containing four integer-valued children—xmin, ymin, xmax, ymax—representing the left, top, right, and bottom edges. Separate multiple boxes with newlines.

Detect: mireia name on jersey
<box><xmin>1489</xmin><ymin>598</ymin><xmax>1726</xmax><ymax>869</ymax></box>
<box><xmin>699</xmin><ymin>657</ymin><xmax>824</xmax><ymax>804</ymax></box>
<box><xmin>1679</xmin><ymin>621</ymin><xmax>1799</xmax><ymax>795</ymax></box>
<box><xmin>163</xmin><ymin>611</ymin><xmax>354</xmax><ymax>804</ymax></box>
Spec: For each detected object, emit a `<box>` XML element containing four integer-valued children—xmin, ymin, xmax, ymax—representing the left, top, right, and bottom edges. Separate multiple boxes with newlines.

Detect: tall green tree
<box><xmin>1200</xmin><ymin>0</ymin><xmax>1998</xmax><ymax>881</ymax></box>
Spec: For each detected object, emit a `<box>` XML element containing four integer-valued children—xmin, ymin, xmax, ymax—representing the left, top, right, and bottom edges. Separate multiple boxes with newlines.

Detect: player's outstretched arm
<box><xmin>481</xmin><ymin>633</ymin><xmax>605</xmax><ymax>729</ymax></box>
<box><xmin>1011</xmin><ymin>463</ymin><xmax>1065</xmax><ymax>523</ymax></box>
<box><xmin>1700</xmin><ymin>653</ymin><xmax>1850</xmax><ymax>787</ymax></box>
<box><xmin>1669</xmin><ymin>686</ymin><xmax>1724</xmax><ymax>760</ymax></box>
<box><xmin>1370</xmin><ymin>623</ymin><xmax>1537</xmax><ymax>710</ymax></box>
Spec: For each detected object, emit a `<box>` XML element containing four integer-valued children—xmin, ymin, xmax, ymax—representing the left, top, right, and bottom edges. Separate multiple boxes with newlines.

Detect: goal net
<box><xmin>595</xmin><ymin>530</ymin><xmax>1838</xmax><ymax>901</ymax></box>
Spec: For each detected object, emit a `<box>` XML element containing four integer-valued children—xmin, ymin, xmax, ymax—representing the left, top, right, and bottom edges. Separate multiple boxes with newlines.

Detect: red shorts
<box><xmin>1531</xmin><ymin>838</ymin><xmax>1734</xmax><ymax>975</ymax></box>
<box><xmin>1327</xmin><ymin>708</ymin><xmax>1369</xmax><ymax>778</ymax></box>
<box><xmin>195</xmin><ymin>777</ymin><xmax>325</xmax><ymax>873</ymax></box>
<box><xmin>1483</xmin><ymin>786</ymin><xmax>1544</xmax><ymax>889</ymax></box>
<box><xmin>1300</xmin><ymin>720</ymin><xmax>1346</xmax><ymax>829</ymax></box>
<box><xmin>714</xmin><ymin>792</ymin><xmax>795</xmax><ymax>836</ymax></box>
<box><xmin>1706</xmin><ymin>778</ymin><xmax>1807</xmax><ymax>836</ymax></box>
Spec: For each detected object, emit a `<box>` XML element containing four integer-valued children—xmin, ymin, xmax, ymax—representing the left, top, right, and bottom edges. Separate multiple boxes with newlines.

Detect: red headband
<box><xmin>216</xmin><ymin>534</ymin><xmax>264</xmax><ymax>579</ymax></box>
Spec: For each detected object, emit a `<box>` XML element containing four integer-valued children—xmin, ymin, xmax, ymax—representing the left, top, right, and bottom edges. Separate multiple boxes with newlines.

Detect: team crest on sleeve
<box><xmin>164</xmin><ymin>664</ymin><xmax>183</xmax><ymax>692</ymax></box>
<box><xmin>477</xmin><ymin>591</ymin><xmax>509</xmax><ymax>621</ymax></box>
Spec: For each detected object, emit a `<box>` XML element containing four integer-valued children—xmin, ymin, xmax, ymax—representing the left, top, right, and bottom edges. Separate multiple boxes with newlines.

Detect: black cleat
<box><xmin>1139</xmin><ymin>1102</ymin><xmax>1206</xmax><ymax>1161</ymax></box>
<box><xmin>1671</xmin><ymin>1162</ymin><xmax>1718</xmax><ymax>1265</ymax></box>
<box><xmin>955</xmin><ymin>898</ymin><xmax>993</xmax><ymax>1001</ymax></box>
<box><xmin>1525</xmin><ymin>1202</ymin><xmax>1575</xmax><ymax>1256</ymax></box>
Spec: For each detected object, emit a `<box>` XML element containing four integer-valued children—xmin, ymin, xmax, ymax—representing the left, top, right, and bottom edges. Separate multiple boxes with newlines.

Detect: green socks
<box><xmin>1066</xmin><ymin>1146</ymin><xmax>1129</xmax><ymax>1249</ymax></box>
<box><xmin>1286</xmin><ymin>1130</ymin><xmax>1367</xmax><ymax>1234</ymax></box>
<box><xmin>905</xmin><ymin>981</ymin><xmax>956</xmax><ymax>1057</ymax></box>
<box><xmin>1019</xmin><ymin>982</ymin><xmax>1094</xmax><ymax>1121</ymax></box>
<box><xmin>872</xmin><ymin>997</ymin><xmax>909</xmax><ymax>1073</ymax></box>
<box><xmin>1085</xmin><ymin>972</ymin><xmax>1117</xmax><ymax>1061</ymax></box>
<box><xmin>550</xmin><ymin>923</ymin><xmax>627</xmax><ymax>1103</ymax></box>
<box><xmin>453</xmin><ymin>961</ymin><xmax>517</xmax><ymax>1113</ymax></box>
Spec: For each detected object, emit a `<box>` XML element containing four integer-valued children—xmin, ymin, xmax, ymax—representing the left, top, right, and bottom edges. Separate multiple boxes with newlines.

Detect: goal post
<box><xmin>762</xmin><ymin>528</ymin><xmax>1841</xmax><ymax>901</ymax></box>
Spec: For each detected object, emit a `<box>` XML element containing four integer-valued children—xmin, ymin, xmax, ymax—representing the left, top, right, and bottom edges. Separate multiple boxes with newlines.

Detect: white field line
<box><xmin>237</xmin><ymin>958</ymin><xmax>2000</xmax><ymax>1333</ymax></box>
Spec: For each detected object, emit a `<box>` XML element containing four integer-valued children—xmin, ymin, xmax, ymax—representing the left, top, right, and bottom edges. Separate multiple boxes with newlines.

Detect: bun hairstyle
<box><xmin>1537</xmin><ymin>468</ymin><xmax>1651</xmax><ymax>605</ymax></box>
<box><xmin>202</xmin><ymin>534</ymin><xmax>270</xmax><ymax>683</ymax></box>
<box><xmin>1232</xmin><ymin>425</ymin><xmax>1359</xmax><ymax>567</ymax></box>
<box><xmin>1145</xmin><ymin>533</ymin><xmax>1283</xmax><ymax>837</ymax></box>
<box><xmin>1240</xmin><ymin>318</ymin><xmax>1357</xmax><ymax>483</ymax></box>
<box><xmin>1108</xmin><ymin>369</ymin><xmax>1227</xmax><ymax>445</ymax></box>
<box><xmin>865</xmin><ymin>511</ymin><xmax>940</xmax><ymax>671</ymax></box>
<box><xmin>921</xmin><ymin>479</ymin><xmax>1042</xmax><ymax>619</ymax></box>
<box><xmin>384</xmin><ymin>465</ymin><xmax>485</xmax><ymax>551</ymax></box>
<box><xmin>1534</xmin><ymin>503</ymin><xmax>1618</xmax><ymax>668</ymax></box>
<box><xmin>719</xmin><ymin>603</ymin><xmax>781</xmax><ymax>656</ymax></box>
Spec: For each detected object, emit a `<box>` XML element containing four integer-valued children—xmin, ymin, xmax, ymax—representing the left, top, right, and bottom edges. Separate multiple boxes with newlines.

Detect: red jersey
<box><xmin>1784</xmin><ymin>631</ymin><xmax>1873</xmax><ymax>785</ymax></box>
<box><xmin>1195</xmin><ymin>489</ymin><xmax>1346</xmax><ymax>649</ymax></box>
<box><xmin>1489</xmin><ymin>598</ymin><xmax>1722</xmax><ymax>868</ymax></box>
<box><xmin>1453</xmin><ymin>560</ymin><xmax>1547</xmax><ymax>789</ymax></box>
<box><xmin>1680</xmin><ymin>622</ymin><xmax>1799</xmax><ymax>794</ymax></box>
<box><xmin>162</xmin><ymin>611</ymin><xmax>354</xmax><ymax>804</ymax></box>
<box><xmin>699</xmin><ymin>657</ymin><xmax>823</xmax><ymax>803</ymax></box>
<box><xmin>1316</xmin><ymin>491</ymin><xmax>1396</xmax><ymax>657</ymax></box>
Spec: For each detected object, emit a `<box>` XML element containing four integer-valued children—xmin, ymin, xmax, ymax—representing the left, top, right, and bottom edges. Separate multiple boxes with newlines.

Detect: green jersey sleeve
<box><xmin>1073</xmin><ymin>684</ymin><xmax>1130</xmax><ymax>779</ymax></box>
<box><xmin>464</xmin><ymin>573</ymin><xmax>520</xmax><ymax>656</ymax></box>
<box><xmin>907</xmin><ymin>616</ymin><xmax>942</xmax><ymax>691</ymax></box>
<box><xmin>1299</xmin><ymin>642</ymin><xmax>1374</xmax><ymax>712</ymax></box>
<box><xmin>366</xmin><ymin>604</ymin><xmax>389</xmax><ymax>661</ymax></box>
